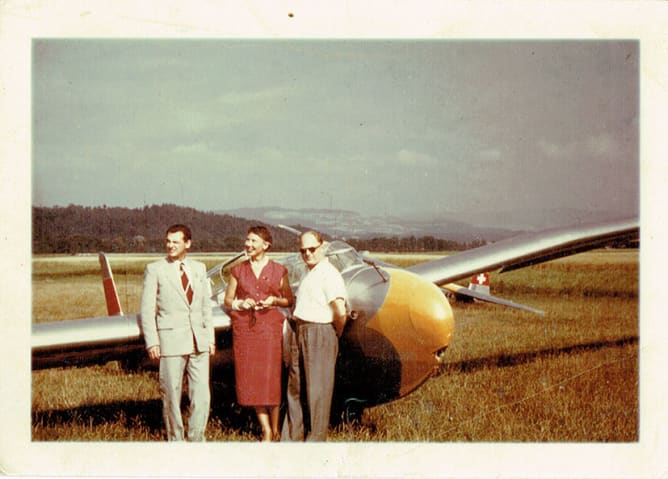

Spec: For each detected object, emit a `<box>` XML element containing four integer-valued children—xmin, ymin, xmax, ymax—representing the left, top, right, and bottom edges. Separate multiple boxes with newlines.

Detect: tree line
<box><xmin>32</xmin><ymin>204</ymin><xmax>490</xmax><ymax>254</ymax></box>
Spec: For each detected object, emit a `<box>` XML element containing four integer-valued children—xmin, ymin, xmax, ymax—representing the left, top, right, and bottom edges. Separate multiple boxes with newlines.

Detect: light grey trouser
<box><xmin>281</xmin><ymin>321</ymin><xmax>338</xmax><ymax>442</ymax></box>
<box><xmin>159</xmin><ymin>351</ymin><xmax>210</xmax><ymax>441</ymax></box>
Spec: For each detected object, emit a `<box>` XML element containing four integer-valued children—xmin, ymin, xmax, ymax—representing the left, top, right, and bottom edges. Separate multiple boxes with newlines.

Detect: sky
<box><xmin>32</xmin><ymin>39</ymin><xmax>639</xmax><ymax>227</ymax></box>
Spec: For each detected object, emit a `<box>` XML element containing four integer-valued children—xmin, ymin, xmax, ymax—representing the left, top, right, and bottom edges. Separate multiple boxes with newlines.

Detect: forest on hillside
<box><xmin>32</xmin><ymin>204</ymin><xmax>487</xmax><ymax>254</ymax></box>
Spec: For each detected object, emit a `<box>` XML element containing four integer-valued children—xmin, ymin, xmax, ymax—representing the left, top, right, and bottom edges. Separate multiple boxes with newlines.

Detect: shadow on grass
<box><xmin>32</xmin><ymin>398</ymin><xmax>164</xmax><ymax>439</ymax></box>
<box><xmin>439</xmin><ymin>335</ymin><xmax>638</xmax><ymax>376</ymax></box>
<box><xmin>32</xmin><ymin>336</ymin><xmax>638</xmax><ymax>440</ymax></box>
<box><xmin>31</xmin><ymin>381</ymin><xmax>258</xmax><ymax>441</ymax></box>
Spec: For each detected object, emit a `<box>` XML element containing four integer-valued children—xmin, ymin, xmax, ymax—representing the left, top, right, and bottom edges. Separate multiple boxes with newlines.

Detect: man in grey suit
<box><xmin>140</xmin><ymin>224</ymin><xmax>215</xmax><ymax>441</ymax></box>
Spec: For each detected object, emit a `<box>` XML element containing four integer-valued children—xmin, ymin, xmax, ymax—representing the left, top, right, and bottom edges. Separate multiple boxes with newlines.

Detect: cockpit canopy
<box><xmin>208</xmin><ymin>240</ymin><xmax>367</xmax><ymax>302</ymax></box>
<box><xmin>276</xmin><ymin>240</ymin><xmax>366</xmax><ymax>288</ymax></box>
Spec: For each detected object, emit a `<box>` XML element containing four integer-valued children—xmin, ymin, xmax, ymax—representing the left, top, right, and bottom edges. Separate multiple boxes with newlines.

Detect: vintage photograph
<box><xmin>2</xmin><ymin>2</ymin><xmax>665</xmax><ymax>478</ymax></box>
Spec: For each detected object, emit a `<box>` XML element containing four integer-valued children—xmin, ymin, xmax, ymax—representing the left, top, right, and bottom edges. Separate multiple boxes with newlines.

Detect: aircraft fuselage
<box><xmin>32</xmin><ymin>249</ymin><xmax>455</xmax><ymax>415</ymax></box>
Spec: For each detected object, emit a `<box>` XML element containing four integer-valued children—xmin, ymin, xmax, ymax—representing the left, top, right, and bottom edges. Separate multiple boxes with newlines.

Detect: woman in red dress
<box><xmin>224</xmin><ymin>226</ymin><xmax>293</xmax><ymax>441</ymax></box>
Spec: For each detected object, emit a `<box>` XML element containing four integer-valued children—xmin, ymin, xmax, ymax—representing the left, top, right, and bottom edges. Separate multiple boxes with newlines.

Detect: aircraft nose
<box><xmin>361</xmin><ymin>269</ymin><xmax>454</xmax><ymax>398</ymax></box>
<box><xmin>408</xmin><ymin>278</ymin><xmax>454</xmax><ymax>354</ymax></box>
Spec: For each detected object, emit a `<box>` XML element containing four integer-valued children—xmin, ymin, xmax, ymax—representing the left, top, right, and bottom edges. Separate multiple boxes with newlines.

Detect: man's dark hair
<box><xmin>166</xmin><ymin>224</ymin><xmax>192</xmax><ymax>242</ymax></box>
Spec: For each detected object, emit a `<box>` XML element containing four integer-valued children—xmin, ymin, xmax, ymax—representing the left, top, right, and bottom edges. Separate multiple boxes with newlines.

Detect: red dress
<box><xmin>229</xmin><ymin>260</ymin><xmax>287</xmax><ymax>406</ymax></box>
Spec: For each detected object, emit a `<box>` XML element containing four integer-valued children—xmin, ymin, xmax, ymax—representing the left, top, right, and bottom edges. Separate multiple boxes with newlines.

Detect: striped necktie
<box><xmin>180</xmin><ymin>262</ymin><xmax>193</xmax><ymax>304</ymax></box>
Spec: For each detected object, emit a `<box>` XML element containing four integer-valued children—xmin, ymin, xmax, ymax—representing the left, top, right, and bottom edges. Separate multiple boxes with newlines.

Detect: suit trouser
<box><xmin>281</xmin><ymin>321</ymin><xmax>338</xmax><ymax>442</ymax></box>
<box><xmin>159</xmin><ymin>351</ymin><xmax>210</xmax><ymax>441</ymax></box>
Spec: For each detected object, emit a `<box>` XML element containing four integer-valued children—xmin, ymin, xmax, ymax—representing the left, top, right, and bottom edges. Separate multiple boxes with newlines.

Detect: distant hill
<box><xmin>32</xmin><ymin>204</ymin><xmax>495</xmax><ymax>254</ymax></box>
<box><xmin>34</xmin><ymin>204</ymin><xmax>629</xmax><ymax>254</ymax></box>
<box><xmin>221</xmin><ymin>205</ymin><xmax>634</xmax><ymax>240</ymax></box>
<box><xmin>32</xmin><ymin>204</ymin><xmax>297</xmax><ymax>254</ymax></box>
<box><xmin>220</xmin><ymin>207</ymin><xmax>521</xmax><ymax>242</ymax></box>
<box><xmin>444</xmin><ymin>207</ymin><xmax>632</xmax><ymax>231</ymax></box>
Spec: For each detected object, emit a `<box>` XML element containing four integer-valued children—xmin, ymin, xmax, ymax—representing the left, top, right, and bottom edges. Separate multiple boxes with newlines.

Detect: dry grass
<box><xmin>31</xmin><ymin>250</ymin><xmax>638</xmax><ymax>442</ymax></box>
<box><xmin>329</xmin><ymin>296</ymin><xmax>637</xmax><ymax>442</ymax></box>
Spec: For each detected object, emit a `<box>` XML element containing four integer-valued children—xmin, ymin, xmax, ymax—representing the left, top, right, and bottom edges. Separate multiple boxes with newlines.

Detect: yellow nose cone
<box><xmin>366</xmin><ymin>269</ymin><xmax>454</xmax><ymax>397</ymax></box>
<box><xmin>408</xmin><ymin>278</ymin><xmax>454</xmax><ymax>351</ymax></box>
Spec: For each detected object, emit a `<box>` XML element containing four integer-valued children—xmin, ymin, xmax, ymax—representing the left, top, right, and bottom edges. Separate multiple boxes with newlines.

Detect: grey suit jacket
<box><xmin>140</xmin><ymin>257</ymin><xmax>214</xmax><ymax>356</ymax></box>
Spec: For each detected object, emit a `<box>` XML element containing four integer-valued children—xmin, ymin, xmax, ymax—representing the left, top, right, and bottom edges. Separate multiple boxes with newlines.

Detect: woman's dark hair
<box><xmin>248</xmin><ymin>225</ymin><xmax>273</xmax><ymax>250</ymax></box>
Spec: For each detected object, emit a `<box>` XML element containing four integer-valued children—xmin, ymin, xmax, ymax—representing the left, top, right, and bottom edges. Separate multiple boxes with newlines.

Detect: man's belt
<box><xmin>294</xmin><ymin>317</ymin><xmax>332</xmax><ymax>326</ymax></box>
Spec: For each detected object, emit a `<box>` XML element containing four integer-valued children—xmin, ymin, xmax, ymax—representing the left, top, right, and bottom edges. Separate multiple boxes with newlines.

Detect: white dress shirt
<box><xmin>293</xmin><ymin>258</ymin><xmax>347</xmax><ymax>324</ymax></box>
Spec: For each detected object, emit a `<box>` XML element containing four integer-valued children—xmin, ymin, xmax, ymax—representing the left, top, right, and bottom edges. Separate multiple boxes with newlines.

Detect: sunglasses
<box><xmin>300</xmin><ymin>244</ymin><xmax>321</xmax><ymax>255</ymax></box>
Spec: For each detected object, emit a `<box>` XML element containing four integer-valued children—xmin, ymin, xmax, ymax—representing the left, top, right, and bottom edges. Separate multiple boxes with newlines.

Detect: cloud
<box><xmin>396</xmin><ymin>149</ymin><xmax>437</xmax><ymax>167</ymax></box>
<box><xmin>217</xmin><ymin>85</ymin><xmax>292</xmax><ymax>106</ymax></box>
<box><xmin>537</xmin><ymin>139</ymin><xmax>567</xmax><ymax>158</ymax></box>
<box><xmin>536</xmin><ymin>134</ymin><xmax>622</xmax><ymax>166</ymax></box>
<box><xmin>171</xmin><ymin>142</ymin><xmax>216</xmax><ymax>157</ymax></box>
<box><xmin>584</xmin><ymin>133</ymin><xmax>615</xmax><ymax>157</ymax></box>
<box><xmin>477</xmin><ymin>148</ymin><xmax>502</xmax><ymax>163</ymax></box>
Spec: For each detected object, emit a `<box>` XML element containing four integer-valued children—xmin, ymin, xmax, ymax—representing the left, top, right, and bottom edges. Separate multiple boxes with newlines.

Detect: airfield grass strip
<box><xmin>31</xmin><ymin>250</ymin><xmax>638</xmax><ymax>442</ymax></box>
<box><xmin>437</xmin><ymin>349</ymin><xmax>638</xmax><ymax>439</ymax></box>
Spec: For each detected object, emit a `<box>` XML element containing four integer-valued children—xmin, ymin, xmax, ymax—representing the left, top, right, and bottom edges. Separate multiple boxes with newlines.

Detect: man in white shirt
<box><xmin>281</xmin><ymin>230</ymin><xmax>347</xmax><ymax>441</ymax></box>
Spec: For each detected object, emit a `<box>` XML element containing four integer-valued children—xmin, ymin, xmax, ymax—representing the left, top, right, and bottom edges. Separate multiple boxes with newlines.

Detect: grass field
<box><xmin>31</xmin><ymin>250</ymin><xmax>638</xmax><ymax>442</ymax></box>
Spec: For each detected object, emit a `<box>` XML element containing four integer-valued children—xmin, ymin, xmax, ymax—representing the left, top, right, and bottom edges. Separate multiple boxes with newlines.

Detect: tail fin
<box><xmin>468</xmin><ymin>272</ymin><xmax>490</xmax><ymax>295</ymax></box>
<box><xmin>98</xmin><ymin>252</ymin><xmax>124</xmax><ymax>316</ymax></box>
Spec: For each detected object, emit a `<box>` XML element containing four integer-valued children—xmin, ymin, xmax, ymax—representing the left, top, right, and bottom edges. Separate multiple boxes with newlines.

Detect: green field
<box><xmin>32</xmin><ymin>250</ymin><xmax>638</xmax><ymax>441</ymax></box>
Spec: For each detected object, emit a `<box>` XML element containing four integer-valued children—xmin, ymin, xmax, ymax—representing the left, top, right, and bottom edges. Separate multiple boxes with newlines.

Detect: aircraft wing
<box><xmin>357</xmin><ymin>245</ymin><xmax>547</xmax><ymax>314</ymax></box>
<box><xmin>32</xmin><ymin>310</ymin><xmax>231</xmax><ymax>370</ymax></box>
<box><xmin>440</xmin><ymin>283</ymin><xmax>545</xmax><ymax>315</ymax></box>
<box><xmin>407</xmin><ymin>218</ymin><xmax>639</xmax><ymax>286</ymax></box>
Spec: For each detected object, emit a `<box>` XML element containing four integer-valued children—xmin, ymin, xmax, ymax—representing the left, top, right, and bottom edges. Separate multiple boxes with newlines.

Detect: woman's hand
<box><xmin>240</xmin><ymin>298</ymin><xmax>257</xmax><ymax>310</ymax></box>
<box><xmin>258</xmin><ymin>296</ymin><xmax>276</xmax><ymax>308</ymax></box>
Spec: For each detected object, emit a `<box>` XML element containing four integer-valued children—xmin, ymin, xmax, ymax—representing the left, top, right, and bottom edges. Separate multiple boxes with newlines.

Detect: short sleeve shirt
<box><xmin>293</xmin><ymin>258</ymin><xmax>347</xmax><ymax>324</ymax></box>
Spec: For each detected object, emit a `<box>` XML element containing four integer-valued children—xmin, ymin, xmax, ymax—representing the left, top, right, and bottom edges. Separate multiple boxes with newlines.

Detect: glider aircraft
<box><xmin>32</xmin><ymin>218</ymin><xmax>639</xmax><ymax>420</ymax></box>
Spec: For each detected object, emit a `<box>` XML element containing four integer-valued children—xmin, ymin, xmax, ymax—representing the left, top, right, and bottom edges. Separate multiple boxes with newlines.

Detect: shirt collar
<box><xmin>310</xmin><ymin>257</ymin><xmax>330</xmax><ymax>271</ymax></box>
<box><xmin>168</xmin><ymin>258</ymin><xmax>188</xmax><ymax>270</ymax></box>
